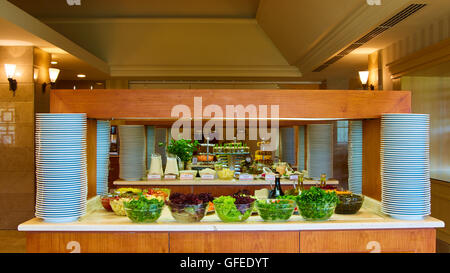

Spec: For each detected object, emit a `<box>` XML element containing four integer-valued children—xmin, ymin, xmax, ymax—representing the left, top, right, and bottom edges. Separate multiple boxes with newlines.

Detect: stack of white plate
<box><xmin>381</xmin><ymin>113</ymin><xmax>430</xmax><ymax>220</ymax></box>
<box><xmin>96</xmin><ymin>120</ymin><xmax>111</xmax><ymax>195</ymax></box>
<box><xmin>307</xmin><ymin>124</ymin><xmax>333</xmax><ymax>179</ymax></box>
<box><xmin>35</xmin><ymin>113</ymin><xmax>87</xmax><ymax>223</ymax></box>
<box><xmin>348</xmin><ymin>121</ymin><xmax>363</xmax><ymax>194</ymax></box>
<box><xmin>119</xmin><ymin>125</ymin><xmax>146</xmax><ymax>181</ymax></box>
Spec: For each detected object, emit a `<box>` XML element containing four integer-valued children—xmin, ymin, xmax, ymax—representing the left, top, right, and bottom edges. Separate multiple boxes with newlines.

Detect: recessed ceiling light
<box><xmin>51</xmin><ymin>61</ymin><xmax>58</xmax><ymax>65</ymax></box>
<box><xmin>77</xmin><ymin>74</ymin><xmax>86</xmax><ymax>78</ymax></box>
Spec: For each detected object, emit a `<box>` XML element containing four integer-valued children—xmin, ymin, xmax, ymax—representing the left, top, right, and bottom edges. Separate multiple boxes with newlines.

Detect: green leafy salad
<box><xmin>213</xmin><ymin>195</ymin><xmax>255</xmax><ymax>222</ymax></box>
<box><xmin>295</xmin><ymin>187</ymin><xmax>338</xmax><ymax>221</ymax></box>
<box><xmin>123</xmin><ymin>194</ymin><xmax>165</xmax><ymax>223</ymax></box>
<box><xmin>256</xmin><ymin>199</ymin><xmax>296</xmax><ymax>221</ymax></box>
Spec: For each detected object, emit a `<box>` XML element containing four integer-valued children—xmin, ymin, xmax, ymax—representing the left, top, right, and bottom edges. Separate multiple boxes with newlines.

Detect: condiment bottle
<box><xmin>269</xmin><ymin>173</ymin><xmax>284</xmax><ymax>198</ymax></box>
<box><xmin>297</xmin><ymin>172</ymin><xmax>304</xmax><ymax>191</ymax></box>
<box><xmin>320</xmin><ymin>173</ymin><xmax>327</xmax><ymax>188</ymax></box>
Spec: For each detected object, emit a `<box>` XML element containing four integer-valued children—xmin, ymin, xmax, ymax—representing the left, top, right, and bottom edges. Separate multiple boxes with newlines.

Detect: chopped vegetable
<box><xmin>295</xmin><ymin>187</ymin><xmax>338</xmax><ymax>221</ymax></box>
<box><xmin>213</xmin><ymin>195</ymin><xmax>255</xmax><ymax>222</ymax></box>
<box><xmin>256</xmin><ymin>199</ymin><xmax>296</xmax><ymax>221</ymax></box>
<box><xmin>123</xmin><ymin>194</ymin><xmax>164</xmax><ymax>223</ymax></box>
<box><xmin>167</xmin><ymin>192</ymin><xmax>213</xmax><ymax>222</ymax></box>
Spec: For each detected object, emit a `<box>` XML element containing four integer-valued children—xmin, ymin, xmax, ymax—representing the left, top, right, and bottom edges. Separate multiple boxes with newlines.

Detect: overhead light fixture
<box><xmin>4</xmin><ymin>64</ymin><xmax>17</xmax><ymax>95</ymax></box>
<box><xmin>77</xmin><ymin>74</ymin><xmax>86</xmax><ymax>78</ymax></box>
<box><xmin>51</xmin><ymin>61</ymin><xmax>58</xmax><ymax>65</ymax></box>
<box><xmin>42</xmin><ymin>68</ymin><xmax>60</xmax><ymax>93</ymax></box>
<box><xmin>358</xmin><ymin>71</ymin><xmax>369</xmax><ymax>90</ymax></box>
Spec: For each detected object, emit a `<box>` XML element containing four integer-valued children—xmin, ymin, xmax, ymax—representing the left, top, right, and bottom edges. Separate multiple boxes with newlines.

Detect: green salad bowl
<box><xmin>124</xmin><ymin>203</ymin><xmax>164</xmax><ymax>223</ymax></box>
<box><xmin>256</xmin><ymin>199</ymin><xmax>296</xmax><ymax>222</ymax></box>
<box><xmin>214</xmin><ymin>201</ymin><xmax>255</xmax><ymax>222</ymax></box>
<box><xmin>296</xmin><ymin>201</ymin><xmax>336</xmax><ymax>221</ymax></box>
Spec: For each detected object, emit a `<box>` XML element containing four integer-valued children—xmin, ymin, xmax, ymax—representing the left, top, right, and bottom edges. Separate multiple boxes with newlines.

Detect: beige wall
<box><xmin>0</xmin><ymin>46</ymin><xmax>35</xmax><ymax>228</ymax></box>
<box><xmin>400</xmin><ymin>75</ymin><xmax>450</xmax><ymax>248</ymax></box>
<box><xmin>33</xmin><ymin>47</ymin><xmax>51</xmax><ymax>114</ymax></box>
<box><xmin>0</xmin><ymin>46</ymin><xmax>50</xmax><ymax>229</ymax></box>
<box><xmin>401</xmin><ymin>76</ymin><xmax>450</xmax><ymax>182</ymax></box>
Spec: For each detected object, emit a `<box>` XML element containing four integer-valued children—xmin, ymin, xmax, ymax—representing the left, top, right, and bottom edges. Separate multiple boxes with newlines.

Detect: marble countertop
<box><xmin>113</xmin><ymin>178</ymin><xmax>339</xmax><ymax>186</ymax></box>
<box><xmin>18</xmin><ymin>196</ymin><xmax>444</xmax><ymax>232</ymax></box>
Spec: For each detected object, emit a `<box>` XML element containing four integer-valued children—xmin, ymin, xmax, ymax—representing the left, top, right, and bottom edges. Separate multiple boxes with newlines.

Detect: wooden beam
<box><xmin>49</xmin><ymin>89</ymin><xmax>411</xmax><ymax>119</ymax></box>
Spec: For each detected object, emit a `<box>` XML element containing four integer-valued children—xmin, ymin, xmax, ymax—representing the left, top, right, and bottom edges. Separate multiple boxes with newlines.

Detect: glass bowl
<box><xmin>335</xmin><ymin>194</ymin><xmax>364</xmax><ymax>214</ymax></box>
<box><xmin>110</xmin><ymin>197</ymin><xmax>133</xmax><ymax>216</ymax></box>
<box><xmin>214</xmin><ymin>201</ymin><xmax>255</xmax><ymax>222</ymax></box>
<box><xmin>217</xmin><ymin>168</ymin><xmax>235</xmax><ymax>180</ymax></box>
<box><xmin>167</xmin><ymin>202</ymin><xmax>208</xmax><ymax>223</ymax></box>
<box><xmin>255</xmin><ymin>199</ymin><xmax>296</xmax><ymax>222</ymax></box>
<box><xmin>100</xmin><ymin>193</ymin><xmax>116</xmax><ymax>212</ymax></box>
<box><xmin>124</xmin><ymin>205</ymin><xmax>163</xmax><ymax>223</ymax></box>
<box><xmin>296</xmin><ymin>201</ymin><xmax>336</xmax><ymax>221</ymax></box>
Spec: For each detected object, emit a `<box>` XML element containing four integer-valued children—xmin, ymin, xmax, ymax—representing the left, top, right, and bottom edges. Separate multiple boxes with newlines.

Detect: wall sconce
<box><xmin>42</xmin><ymin>68</ymin><xmax>60</xmax><ymax>93</ymax></box>
<box><xmin>4</xmin><ymin>64</ymin><xmax>17</xmax><ymax>95</ymax></box>
<box><xmin>358</xmin><ymin>71</ymin><xmax>369</xmax><ymax>90</ymax></box>
<box><xmin>33</xmin><ymin>68</ymin><xmax>39</xmax><ymax>81</ymax></box>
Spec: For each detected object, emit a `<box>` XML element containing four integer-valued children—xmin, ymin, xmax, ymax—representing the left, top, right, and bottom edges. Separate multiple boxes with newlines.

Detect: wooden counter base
<box><xmin>25</xmin><ymin>228</ymin><xmax>436</xmax><ymax>253</ymax></box>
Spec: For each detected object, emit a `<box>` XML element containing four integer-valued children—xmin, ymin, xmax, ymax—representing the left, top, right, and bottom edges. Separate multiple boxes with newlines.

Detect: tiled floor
<box><xmin>0</xmin><ymin>230</ymin><xmax>26</xmax><ymax>253</ymax></box>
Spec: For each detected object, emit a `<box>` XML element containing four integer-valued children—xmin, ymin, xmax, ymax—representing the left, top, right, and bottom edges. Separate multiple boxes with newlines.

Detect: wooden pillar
<box><xmin>87</xmin><ymin>119</ymin><xmax>97</xmax><ymax>198</ymax></box>
<box><xmin>362</xmin><ymin>119</ymin><xmax>381</xmax><ymax>200</ymax></box>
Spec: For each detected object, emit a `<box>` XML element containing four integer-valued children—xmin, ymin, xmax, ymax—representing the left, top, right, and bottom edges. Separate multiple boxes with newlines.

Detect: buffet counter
<box><xmin>112</xmin><ymin>178</ymin><xmax>339</xmax><ymax>195</ymax></box>
<box><xmin>113</xmin><ymin>178</ymin><xmax>339</xmax><ymax>186</ymax></box>
<box><xmin>19</xmin><ymin>196</ymin><xmax>444</xmax><ymax>253</ymax></box>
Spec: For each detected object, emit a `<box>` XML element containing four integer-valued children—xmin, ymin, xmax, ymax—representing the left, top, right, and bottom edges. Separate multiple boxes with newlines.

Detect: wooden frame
<box><xmin>50</xmin><ymin>89</ymin><xmax>410</xmax><ymax>119</ymax></box>
<box><xmin>50</xmin><ymin>89</ymin><xmax>411</xmax><ymax>201</ymax></box>
<box><xmin>24</xmin><ymin>88</ymin><xmax>441</xmax><ymax>254</ymax></box>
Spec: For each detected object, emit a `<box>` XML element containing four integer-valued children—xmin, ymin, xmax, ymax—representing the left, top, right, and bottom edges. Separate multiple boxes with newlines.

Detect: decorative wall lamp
<box><xmin>4</xmin><ymin>64</ymin><xmax>17</xmax><ymax>95</ymax></box>
<box><xmin>359</xmin><ymin>71</ymin><xmax>369</xmax><ymax>90</ymax></box>
<box><xmin>42</xmin><ymin>68</ymin><xmax>60</xmax><ymax>93</ymax></box>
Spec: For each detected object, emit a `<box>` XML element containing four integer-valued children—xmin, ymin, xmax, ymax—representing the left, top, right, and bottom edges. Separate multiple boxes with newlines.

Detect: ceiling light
<box><xmin>77</xmin><ymin>74</ymin><xmax>86</xmax><ymax>78</ymax></box>
<box><xmin>51</xmin><ymin>61</ymin><xmax>58</xmax><ymax>65</ymax></box>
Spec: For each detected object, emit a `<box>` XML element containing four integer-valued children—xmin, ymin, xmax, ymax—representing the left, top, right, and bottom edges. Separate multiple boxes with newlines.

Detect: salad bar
<box><xmin>17</xmin><ymin>89</ymin><xmax>445</xmax><ymax>253</ymax></box>
<box><xmin>19</xmin><ymin>186</ymin><xmax>444</xmax><ymax>253</ymax></box>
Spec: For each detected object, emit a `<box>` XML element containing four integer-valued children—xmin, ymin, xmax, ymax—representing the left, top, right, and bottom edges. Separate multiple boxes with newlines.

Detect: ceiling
<box><xmin>0</xmin><ymin>17</ymin><xmax>108</xmax><ymax>80</ymax></box>
<box><xmin>2</xmin><ymin>0</ymin><xmax>450</xmax><ymax>81</ymax></box>
<box><xmin>8</xmin><ymin>0</ymin><xmax>260</xmax><ymax>18</ymax></box>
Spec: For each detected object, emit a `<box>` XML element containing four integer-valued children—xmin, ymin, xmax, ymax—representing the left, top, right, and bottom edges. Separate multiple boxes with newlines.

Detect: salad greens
<box><xmin>295</xmin><ymin>187</ymin><xmax>338</xmax><ymax>221</ymax></box>
<box><xmin>124</xmin><ymin>194</ymin><xmax>165</xmax><ymax>223</ymax></box>
<box><xmin>256</xmin><ymin>199</ymin><xmax>296</xmax><ymax>221</ymax></box>
<box><xmin>167</xmin><ymin>138</ymin><xmax>199</xmax><ymax>163</ymax></box>
<box><xmin>167</xmin><ymin>192</ymin><xmax>213</xmax><ymax>223</ymax></box>
<box><xmin>213</xmin><ymin>196</ymin><xmax>255</xmax><ymax>222</ymax></box>
<box><xmin>276</xmin><ymin>195</ymin><xmax>298</xmax><ymax>201</ymax></box>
